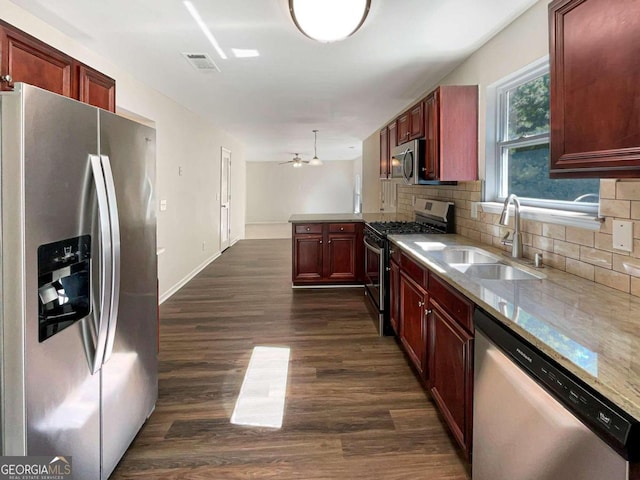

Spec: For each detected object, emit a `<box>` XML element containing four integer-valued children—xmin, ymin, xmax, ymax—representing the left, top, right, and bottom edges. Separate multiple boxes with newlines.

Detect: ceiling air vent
<box><xmin>181</xmin><ymin>53</ymin><xmax>220</xmax><ymax>72</ymax></box>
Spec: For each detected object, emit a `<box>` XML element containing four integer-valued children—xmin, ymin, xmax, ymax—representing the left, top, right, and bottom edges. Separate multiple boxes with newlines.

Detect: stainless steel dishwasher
<box><xmin>473</xmin><ymin>308</ymin><xmax>640</xmax><ymax>480</ymax></box>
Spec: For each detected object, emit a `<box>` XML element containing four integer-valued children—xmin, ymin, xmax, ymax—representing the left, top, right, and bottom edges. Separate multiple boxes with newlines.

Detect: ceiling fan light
<box><xmin>289</xmin><ymin>0</ymin><xmax>371</xmax><ymax>43</ymax></box>
<box><xmin>292</xmin><ymin>161</ymin><xmax>303</xmax><ymax>168</ymax></box>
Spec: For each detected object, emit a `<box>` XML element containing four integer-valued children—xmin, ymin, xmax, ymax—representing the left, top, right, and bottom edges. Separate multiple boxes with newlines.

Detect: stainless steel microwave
<box><xmin>391</xmin><ymin>139</ymin><xmax>425</xmax><ymax>184</ymax></box>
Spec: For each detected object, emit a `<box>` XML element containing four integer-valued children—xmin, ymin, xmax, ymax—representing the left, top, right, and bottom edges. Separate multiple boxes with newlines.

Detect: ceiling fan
<box><xmin>279</xmin><ymin>130</ymin><xmax>324</xmax><ymax>167</ymax></box>
<box><xmin>279</xmin><ymin>153</ymin><xmax>309</xmax><ymax>168</ymax></box>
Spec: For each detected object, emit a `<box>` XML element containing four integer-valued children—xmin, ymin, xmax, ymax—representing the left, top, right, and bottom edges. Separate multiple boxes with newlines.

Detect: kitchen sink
<box><xmin>452</xmin><ymin>263</ymin><xmax>543</xmax><ymax>281</ymax></box>
<box><xmin>434</xmin><ymin>247</ymin><xmax>501</xmax><ymax>265</ymax></box>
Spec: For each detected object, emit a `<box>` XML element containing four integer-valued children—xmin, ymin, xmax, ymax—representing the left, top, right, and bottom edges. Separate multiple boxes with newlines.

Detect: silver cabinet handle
<box><xmin>328</xmin><ymin>240</ymin><xmax>332</xmax><ymax>244</ymax></box>
<box><xmin>418</xmin><ymin>301</ymin><xmax>424</xmax><ymax>307</ymax></box>
<box><xmin>306</xmin><ymin>227</ymin><xmax>310</xmax><ymax>231</ymax></box>
<box><xmin>0</xmin><ymin>74</ymin><xmax>12</xmax><ymax>83</ymax></box>
<box><xmin>340</xmin><ymin>227</ymin><xmax>344</xmax><ymax>231</ymax></box>
<box><xmin>319</xmin><ymin>240</ymin><xmax>323</xmax><ymax>244</ymax></box>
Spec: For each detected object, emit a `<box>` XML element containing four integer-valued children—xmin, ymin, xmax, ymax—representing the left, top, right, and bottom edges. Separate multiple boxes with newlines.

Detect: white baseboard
<box><xmin>159</xmin><ymin>252</ymin><xmax>221</xmax><ymax>304</ymax></box>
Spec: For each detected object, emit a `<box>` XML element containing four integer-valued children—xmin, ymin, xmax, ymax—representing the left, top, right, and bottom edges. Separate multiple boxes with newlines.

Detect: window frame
<box><xmin>485</xmin><ymin>56</ymin><xmax>599</xmax><ymax>215</ymax></box>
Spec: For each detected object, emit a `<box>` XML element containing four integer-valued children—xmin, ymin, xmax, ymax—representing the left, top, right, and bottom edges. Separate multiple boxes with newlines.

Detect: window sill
<box><xmin>479</xmin><ymin>202</ymin><xmax>602</xmax><ymax>231</ymax></box>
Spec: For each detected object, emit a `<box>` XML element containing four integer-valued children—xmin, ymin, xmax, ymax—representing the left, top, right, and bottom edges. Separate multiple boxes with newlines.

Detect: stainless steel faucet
<box><xmin>499</xmin><ymin>194</ymin><xmax>523</xmax><ymax>258</ymax></box>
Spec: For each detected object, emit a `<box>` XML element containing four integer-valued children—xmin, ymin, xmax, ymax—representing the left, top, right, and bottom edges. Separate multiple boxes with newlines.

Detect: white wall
<box><xmin>246</xmin><ymin>160</ymin><xmax>356</xmax><ymax>226</ymax></box>
<box><xmin>439</xmin><ymin>0</ymin><xmax>550</xmax><ymax>177</ymax></box>
<box><xmin>361</xmin><ymin>0</ymin><xmax>550</xmax><ymax>208</ymax></box>
<box><xmin>362</xmin><ymin>131</ymin><xmax>381</xmax><ymax>213</ymax></box>
<box><xmin>0</xmin><ymin>0</ymin><xmax>247</xmax><ymax>301</ymax></box>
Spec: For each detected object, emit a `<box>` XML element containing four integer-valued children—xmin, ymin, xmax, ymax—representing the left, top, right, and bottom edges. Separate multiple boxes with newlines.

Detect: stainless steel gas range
<box><xmin>363</xmin><ymin>199</ymin><xmax>455</xmax><ymax>335</ymax></box>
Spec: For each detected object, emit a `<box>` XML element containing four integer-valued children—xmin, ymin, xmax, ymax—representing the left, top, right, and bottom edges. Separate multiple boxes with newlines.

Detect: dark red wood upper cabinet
<box><xmin>388</xmin><ymin>121</ymin><xmax>398</xmax><ymax>149</ymax></box>
<box><xmin>380</xmin><ymin>126</ymin><xmax>389</xmax><ymax>179</ymax></box>
<box><xmin>0</xmin><ymin>22</ymin><xmax>74</xmax><ymax>96</ymax></box>
<box><xmin>424</xmin><ymin>92</ymin><xmax>439</xmax><ymax>180</ymax></box>
<box><xmin>549</xmin><ymin>0</ymin><xmax>640</xmax><ymax>178</ymax></box>
<box><xmin>423</xmin><ymin>86</ymin><xmax>478</xmax><ymax>182</ymax></box>
<box><xmin>78</xmin><ymin>63</ymin><xmax>116</xmax><ymax>112</ymax></box>
<box><xmin>397</xmin><ymin>112</ymin><xmax>410</xmax><ymax>145</ymax></box>
<box><xmin>0</xmin><ymin>20</ymin><xmax>116</xmax><ymax>111</ymax></box>
<box><xmin>409</xmin><ymin>102</ymin><xmax>424</xmax><ymax>140</ymax></box>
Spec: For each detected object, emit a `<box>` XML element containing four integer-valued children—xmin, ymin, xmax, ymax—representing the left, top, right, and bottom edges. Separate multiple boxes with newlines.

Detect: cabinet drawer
<box><xmin>429</xmin><ymin>274</ymin><xmax>472</xmax><ymax>332</ymax></box>
<box><xmin>295</xmin><ymin>224</ymin><xmax>323</xmax><ymax>234</ymax></box>
<box><xmin>401</xmin><ymin>253</ymin><xmax>426</xmax><ymax>286</ymax></box>
<box><xmin>329</xmin><ymin>223</ymin><xmax>356</xmax><ymax>233</ymax></box>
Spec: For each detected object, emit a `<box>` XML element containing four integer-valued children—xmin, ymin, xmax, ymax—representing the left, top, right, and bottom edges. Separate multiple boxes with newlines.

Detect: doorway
<box><xmin>220</xmin><ymin>147</ymin><xmax>231</xmax><ymax>252</ymax></box>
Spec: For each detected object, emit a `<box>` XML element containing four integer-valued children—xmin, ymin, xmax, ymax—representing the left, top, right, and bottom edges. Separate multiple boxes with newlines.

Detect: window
<box><xmin>487</xmin><ymin>59</ymin><xmax>599</xmax><ymax>213</ymax></box>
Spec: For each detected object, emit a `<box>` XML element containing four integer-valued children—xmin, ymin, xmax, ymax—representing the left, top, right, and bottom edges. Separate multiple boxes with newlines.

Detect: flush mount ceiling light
<box><xmin>309</xmin><ymin>130</ymin><xmax>323</xmax><ymax>166</ymax></box>
<box><xmin>289</xmin><ymin>0</ymin><xmax>371</xmax><ymax>43</ymax></box>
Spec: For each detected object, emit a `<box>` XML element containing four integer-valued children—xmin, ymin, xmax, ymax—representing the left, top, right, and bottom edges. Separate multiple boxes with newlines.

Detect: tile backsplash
<box><xmin>394</xmin><ymin>179</ymin><xmax>640</xmax><ymax>297</ymax></box>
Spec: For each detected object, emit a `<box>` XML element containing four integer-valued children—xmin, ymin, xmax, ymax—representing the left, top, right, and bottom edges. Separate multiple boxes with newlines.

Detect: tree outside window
<box><xmin>496</xmin><ymin>64</ymin><xmax>599</xmax><ymax>211</ymax></box>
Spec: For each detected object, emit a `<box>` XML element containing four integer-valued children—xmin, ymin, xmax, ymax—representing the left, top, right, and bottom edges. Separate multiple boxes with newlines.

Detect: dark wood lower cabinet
<box><xmin>389</xmin><ymin>258</ymin><xmax>401</xmax><ymax>335</ymax></box>
<box><xmin>293</xmin><ymin>234</ymin><xmax>323</xmax><ymax>282</ymax></box>
<box><xmin>292</xmin><ymin>222</ymin><xmax>363</xmax><ymax>285</ymax></box>
<box><xmin>325</xmin><ymin>233</ymin><xmax>357</xmax><ymax>281</ymax></box>
<box><xmin>391</xmin><ymin>244</ymin><xmax>476</xmax><ymax>460</ymax></box>
<box><xmin>399</xmin><ymin>272</ymin><xmax>428</xmax><ymax>378</ymax></box>
<box><xmin>429</xmin><ymin>299</ymin><xmax>474</xmax><ymax>458</ymax></box>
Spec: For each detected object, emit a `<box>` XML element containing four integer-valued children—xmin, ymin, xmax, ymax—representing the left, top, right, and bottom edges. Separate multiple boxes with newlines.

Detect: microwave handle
<box><xmin>401</xmin><ymin>150</ymin><xmax>413</xmax><ymax>184</ymax></box>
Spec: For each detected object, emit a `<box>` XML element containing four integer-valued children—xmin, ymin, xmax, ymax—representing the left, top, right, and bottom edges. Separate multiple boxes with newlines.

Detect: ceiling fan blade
<box><xmin>278</xmin><ymin>160</ymin><xmax>292</xmax><ymax>164</ymax></box>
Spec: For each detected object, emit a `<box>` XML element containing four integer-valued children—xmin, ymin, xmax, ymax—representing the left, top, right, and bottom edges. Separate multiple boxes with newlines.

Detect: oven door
<box><xmin>363</xmin><ymin>237</ymin><xmax>384</xmax><ymax>312</ymax></box>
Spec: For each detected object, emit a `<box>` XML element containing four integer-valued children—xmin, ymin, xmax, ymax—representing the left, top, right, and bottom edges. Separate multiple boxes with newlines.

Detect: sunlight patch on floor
<box><xmin>230</xmin><ymin>346</ymin><xmax>290</xmax><ymax>428</ymax></box>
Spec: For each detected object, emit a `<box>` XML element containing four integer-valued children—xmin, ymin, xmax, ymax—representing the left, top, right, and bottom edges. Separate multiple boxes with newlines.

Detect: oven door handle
<box><xmin>363</xmin><ymin>238</ymin><xmax>383</xmax><ymax>255</ymax></box>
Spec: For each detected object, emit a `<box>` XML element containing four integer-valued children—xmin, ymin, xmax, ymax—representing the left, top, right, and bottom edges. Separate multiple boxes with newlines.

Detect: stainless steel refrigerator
<box><xmin>0</xmin><ymin>83</ymin><xmax>158</xmax><ymax>479</ymax></box>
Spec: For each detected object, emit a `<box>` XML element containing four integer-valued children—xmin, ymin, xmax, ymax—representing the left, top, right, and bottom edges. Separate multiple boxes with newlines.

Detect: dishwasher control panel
<box><xmin>475</xmin><ymin>308</ymin><xmax>638</xmax><ymax>459</ymax></box>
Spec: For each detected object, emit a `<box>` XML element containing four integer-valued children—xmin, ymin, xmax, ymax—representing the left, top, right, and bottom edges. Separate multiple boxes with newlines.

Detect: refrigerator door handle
<box><xmin>101</xmin><ymin>154</ymin><xmax>121</xmax><ymax>364</ymax></box>
<box><xmin>89</xmin><ymin>154</ymin><xmax>113</xmax><ymax>374</ymax></box>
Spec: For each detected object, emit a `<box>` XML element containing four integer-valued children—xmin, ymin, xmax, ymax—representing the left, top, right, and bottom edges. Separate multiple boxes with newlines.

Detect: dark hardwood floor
<box><xmin>111</xmin><ymin>239</ymin><xmax>470</xmax><ymax>479</ymax></box>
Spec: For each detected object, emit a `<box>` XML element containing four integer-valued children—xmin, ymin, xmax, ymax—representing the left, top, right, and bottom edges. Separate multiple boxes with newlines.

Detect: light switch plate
<box><xmin>160</xmin><ymin>199</ymin><xmax>168</xmax><ymax>212</ymax></box>
<box><xmin>613</xmin><ymin>220</ymin><xmax>633</xmax><ymax>252</ymax></box>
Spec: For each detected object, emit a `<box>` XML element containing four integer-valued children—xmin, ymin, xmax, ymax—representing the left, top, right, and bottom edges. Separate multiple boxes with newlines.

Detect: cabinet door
<box><xmin>388</xmin><ymin>121</ymin><xmax>398</xmax><ymax>149</ymax></box>
<box><xmin>389</xmin><ymin>258</ymin><xmax>401</xmax><ymax>336</ymax></box>
<box><xmin>429</xmin><ymin>299</ymin><xmax>473</xmax><ymax>458</ymax></box>
<box><xmin>397</xmin><ymin>113</ymin><xmax>410</xmax><ymax>145</ymax></box>
<box><xmin>423</xmin><ymin>92</ymin><xmax>439</xmax><ymax>180</ymax></box>
<box><xmin>0</xmin><ymin>23</ymin><xmax>74</xmax><ymax>96</ymax></box>
<box><xmin>379</xmin><ymin>126</ymin><xmax>389</xmax><ymax>179</ymax></box>
<box><xmin>293</xmin><ymin>234</ymin><xmax>323</xmax><ymax>281</ymax></box>
<box><xmin>409</xmin><ymin>102</ymin><xmax>424</xmax><ymax>140</ymax></box>
<box><xmin>326</xmin><ymin>234</ymin><xmax>357</xmax><ymax>281</ymax></box>
<box><xmin>399</xmin><ymin>272</ymin><xmax>428</xmax><ymax>378</ymax></box>
<box><xmin>549</xmin><ymin>0</ymin><xmax>640</xmax><ymax>178</ymax></box>
<box><xmin>78</xmin><ymin>64</ymin><xmax>116</xmax><ymax>112</ymax></box>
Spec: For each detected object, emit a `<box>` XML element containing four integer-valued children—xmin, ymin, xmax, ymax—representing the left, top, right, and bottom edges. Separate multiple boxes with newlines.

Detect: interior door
<box><xmin>220</xmin><ymin>147</ymin><xmax>231</xmax><ymax>251</ymax></box>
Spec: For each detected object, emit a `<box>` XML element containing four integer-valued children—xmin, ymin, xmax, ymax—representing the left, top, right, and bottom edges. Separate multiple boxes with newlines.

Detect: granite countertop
<box><xmin>288</xmin><ymin>212</ymin><xmax>414</xmax><ymax>223</ymax></box>
<box><xmin>388</xmin><ymin>233</ymin><xmax>640</xmax><ymax>421</ymax></box>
